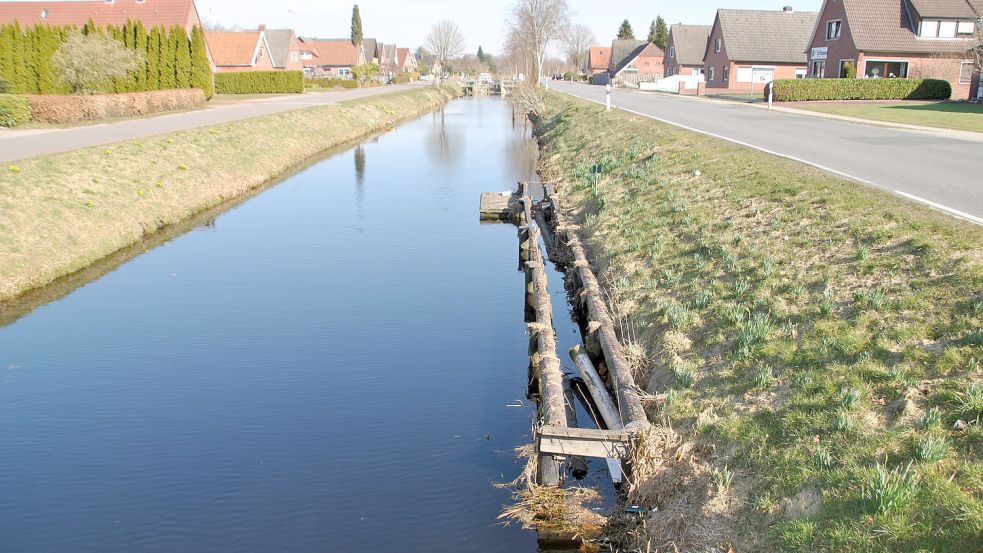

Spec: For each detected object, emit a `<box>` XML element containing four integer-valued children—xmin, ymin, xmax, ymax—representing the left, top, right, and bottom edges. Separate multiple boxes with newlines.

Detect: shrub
<box><xmin>26</xmin><ymin>89</ymin><xmax>205</xmax><ymax>124</ymax></box>
<box><xmin>214</xmin><ymin>71</ymin><xmax>304</xmax><ymax>94</ymax></box>
<box><xmin>0</xmin><ymin>94</ymin><xmax>32</xmax><ymax>127</ymax></box>
<box><xmin>52</xmin><ymin>31</ymin><xmax>145</xmax><ymax>94</ymax></box>
<box><xmin>769</xmin><ymin>78</ymin><xmax>952</xmax><ymax>101</ymax></box>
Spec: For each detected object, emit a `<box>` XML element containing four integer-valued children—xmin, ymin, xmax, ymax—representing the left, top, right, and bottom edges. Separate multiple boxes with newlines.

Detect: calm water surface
<box><xmin>0</xmin><ymin>98</ymin><xmax>574</xmax><ymax>552</ymax></box>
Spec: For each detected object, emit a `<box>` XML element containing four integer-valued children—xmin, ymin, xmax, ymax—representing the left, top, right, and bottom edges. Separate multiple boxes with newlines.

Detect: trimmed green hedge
<box><xmin>214</xmin><ymin>71</ymin><xmax>304</xmax><ymax>94</ymax></box>
<box><xmin>305</xmin><ymin>77</ymin><xmax>358</xmax><ymax>89</ymax></box>
<box><xmin>0</xmin><ymin>94</ymin><xmax>32</xmax><ymax>127</ymax></box>
<box><xmin>769</xmin><ymin>78</ymin><xmax>952</xmax><ymax>101</ymax></box>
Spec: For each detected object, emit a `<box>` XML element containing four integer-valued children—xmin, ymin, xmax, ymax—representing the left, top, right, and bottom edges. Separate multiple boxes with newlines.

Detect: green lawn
<box><xmin>792</xmin><ymin>101</ymin><xmax>983</xmax><ymax>133</ymax></box>
<box><xmin>535</xmin><ymin>93</ymin><xmax>983</xmax><ymax>552</ymax></box>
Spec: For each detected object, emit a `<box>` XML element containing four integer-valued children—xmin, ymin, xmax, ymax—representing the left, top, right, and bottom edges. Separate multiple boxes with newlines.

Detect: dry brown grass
<box><xmin>0</xmin><ymin>87</ymin><xmax>455</xmax><ymax>303</ymax></box>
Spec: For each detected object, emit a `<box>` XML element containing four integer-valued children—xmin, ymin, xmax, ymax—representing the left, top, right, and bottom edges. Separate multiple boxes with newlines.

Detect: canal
<box><xmin>0</xmin><ymin>97</ymin><xmax>589</xmax><ymax>552</ymax></box>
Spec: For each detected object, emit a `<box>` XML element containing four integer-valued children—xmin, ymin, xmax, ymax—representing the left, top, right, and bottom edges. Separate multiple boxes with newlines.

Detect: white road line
<box><xmin>556</xmin><ymin>87</ymin><xmax>982</xmax><ymax>227</ymax></box>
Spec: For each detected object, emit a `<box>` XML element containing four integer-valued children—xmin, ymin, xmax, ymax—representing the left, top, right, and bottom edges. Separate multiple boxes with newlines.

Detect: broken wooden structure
<box><xmin>478</xmin><ymin>182</ymin><xmax>650</xmax><ymax>490</ymax></box>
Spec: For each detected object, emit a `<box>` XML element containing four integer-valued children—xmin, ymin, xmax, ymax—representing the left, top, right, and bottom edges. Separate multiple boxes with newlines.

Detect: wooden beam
<box><xmin>538</xmin><ymin>426</ymin><xmax>631</xmax><ymax>459</ymax></box>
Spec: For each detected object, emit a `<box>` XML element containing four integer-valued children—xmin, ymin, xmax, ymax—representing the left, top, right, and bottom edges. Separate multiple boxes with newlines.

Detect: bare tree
<box><xmin>424</xmin><ymin>20</ymin><xmax>465</xmax><ymax>84</ymax></box>
<box><xmin>562</xmin><ymin>23</ymin><xmax>595</xmax><ymax>75</ymax></box>
<box><xmin>506</xmin><ymin>0</ymin><xmax>571</xmax><ymax>84</ymax></box>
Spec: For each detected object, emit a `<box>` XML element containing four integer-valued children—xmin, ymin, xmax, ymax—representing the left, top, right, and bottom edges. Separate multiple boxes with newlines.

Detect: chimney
<box><xmin>258</xmin><ymin>24</ymin><xmax>266</xmax><ymax>31</ymax></box>
<box><xmin>783</xmin><ymin>5</ymin><xmax>794</xmax><ymax>12</ymax></box>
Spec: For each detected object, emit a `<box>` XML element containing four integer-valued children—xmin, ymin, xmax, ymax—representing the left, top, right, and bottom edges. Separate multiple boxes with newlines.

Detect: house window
<box><xmin>339</xmin><ymin>68</ymin><xmax>351</xmax><ymax>76</ymax></box>
<box><xmin>708</xmin><ymin>66</ymin><xmax>715</xmax><ymax>81</ymax></box>
<box><xmin>919</xmin><ymin>19</ymin><xmax>960</xmax><ymax>38</ymax></box>
<box><xmin>795</xmin><ymin>68</ymin><xmax>807</xmax><ymax>78</ymax></box>
<box><xmin>258</xmin><ymin>48</ymin><xmax>264</xmax><ymax>59</ymax></box>
<box><xmin>957</xmin><ymin>21</ymin><xmax>975</xmax><ymax>34</ymax></box>
<box><xmin>826</xmin><ymin>20</ymin><xmax>842</xmax><ymax>40</ymax></box>
<box><xmin>960</xmin><ymin>62</ymin><xmax>973</xmax><ymax>84</ymax></box>
<box><xmin>723</xmin><ymin>65</ymin><xmax>729</xmax><ymax>82</ymax></box>
<box><xmin>919</xmin><ymin>20</ymin><xmax>939</xmax><ymax>37</ymax></box>
<box><xmin>864</xmin><ymin>60</ymin><xmax>908</xmax><ymax>78</ymax></box>
<box><xmin>714</xmin><ymin>38</ymin><xmax>721</xmax><ymax>53</ymax></box>
<box><xmin>669</xmin><ymin>46</ymin><xmax>675</xmax><ymax>58</ymax></box>
<box><xmin>811</xmin><ymin>59</ymin><xmax>826</xmax><ymax>78</ymax></box>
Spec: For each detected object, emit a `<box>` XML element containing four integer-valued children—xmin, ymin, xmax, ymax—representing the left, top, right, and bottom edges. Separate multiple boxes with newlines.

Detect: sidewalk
<box><xmin>0</xmin><ymin>83</ymin><xmax>428</xmax><ymax>163</ymax></box>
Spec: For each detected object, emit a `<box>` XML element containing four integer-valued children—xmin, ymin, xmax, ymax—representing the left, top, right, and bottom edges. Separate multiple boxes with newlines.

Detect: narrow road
<box><xmin>550</xmin><ymin>81</ymin><xmax>983</xmax><ymax>224</ymax></box>
<box><xmin>0</xmin><ymin>83</ymin><xmax>429</xmax><ymax>163</ymax></box>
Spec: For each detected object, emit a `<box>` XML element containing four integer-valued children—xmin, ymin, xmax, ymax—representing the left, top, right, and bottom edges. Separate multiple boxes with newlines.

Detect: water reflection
<box><xmin>354</xmin><ymin>145</ymin><xmax>366</xmax><ymax>218</ymax></box>
<box><xmin>426</xmin><ymin>107</ymin><xmax>464</xmax><ymax>166</ymax></box>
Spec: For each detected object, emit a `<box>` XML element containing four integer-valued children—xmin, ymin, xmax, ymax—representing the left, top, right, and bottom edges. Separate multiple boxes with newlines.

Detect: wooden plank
<box><xmin>479</xmin><ymin>191</ymin><xmax>517</xmax><ymax>221</ymax></box>
<box><xmin>538</xmin><ymin>427</ymin><xmax>631</xmax><ymax>459</ymax></box>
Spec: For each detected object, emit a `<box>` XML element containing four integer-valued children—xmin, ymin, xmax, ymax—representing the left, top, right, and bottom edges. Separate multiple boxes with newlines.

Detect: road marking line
<box><xmin>555</xmin><ymin>87</ymin><xmax>982</xmax><ymax>227</ymax></box>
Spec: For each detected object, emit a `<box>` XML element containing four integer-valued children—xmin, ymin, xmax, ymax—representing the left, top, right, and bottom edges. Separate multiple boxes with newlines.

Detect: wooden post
<box><xmin>526</xmin><ymin>223</ymin><xmax>568</xmax><ymax>486</ymax></box>
<box><xmin>570</xmin><ymin>345</ymin><xmax>624</xmax><ymax>483</ymax></box>
<box><xmin>562</xmin><ymin>377</ymin><xmax>590</xmax><ymax>479</ymax></box>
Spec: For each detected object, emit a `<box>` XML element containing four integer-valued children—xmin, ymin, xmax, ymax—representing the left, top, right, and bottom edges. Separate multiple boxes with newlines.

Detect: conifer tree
<box><xmin>0</xmin><ymin>24</ymin><xmax>13</xmax><ymax>86</ymax></box>
<box><xmin>36</xmin><ymin>24</ymin><xmax>62</xmax><ymax>93</ymax></box>
<box><xmin>617</xmin><ymin>20</ymin><xmax>634</xmax><ymax>40</ymax></box>
<box><xmin>147</xmin><ymin>26</ymin><xmax>161</xmax><ymax>90</ymax></box>
<box><xmin>133</xmin><ymin>21</ymin><xmax>148</xmax><ymax>91</ymax></box>
<box><xmin>653</xmin><ymin>17</ymin><xmax>668</xmax><ymax>50</ymax></box>
<box><xmin>158</xmin><ymin>25</ymin><xmax>175</xmax><ymax>88</ymax></box>
<box><xmin>350</xmin><ymin>5</ymin><xmax>362</xmax><ymax>47</ymax></box>
<box><xmin>189</xmin><ymin>26</ymin><xmax>214</xmax><ymax>98</ymax></box>
<box><xmin>22</xmin><ymin>25</ymin><xmax>40</xmax><ymax>93</ymax></box>
<box><xmin>173</xmin><ymin>26</ymin><xmax>191</xmax><ymax>88</ymax></box>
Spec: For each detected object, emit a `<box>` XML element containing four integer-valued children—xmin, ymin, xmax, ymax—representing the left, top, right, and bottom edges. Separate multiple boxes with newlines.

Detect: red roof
<box><xmin>205</xmin><ymin>31</ymin><xmax>263</xmax><ymax>67</ymax></box>
<box><xmin>0</xmin><ymin>0</ymin><xmax>201</xmax><ymax>29</ymax></box>
<box><xmin>300</xmin><ymin>38</ymin><xmax>361</xmax><ymax>66</ymax></box>
<box><xmin>397</xmin><ymin>47</ymin><xmax>409</xmax><ymax>68</ymax></box>
<box><xmin>588</xmin><ymin>46</ymin><xmax>611</xmax><ymax>71</ymax></box>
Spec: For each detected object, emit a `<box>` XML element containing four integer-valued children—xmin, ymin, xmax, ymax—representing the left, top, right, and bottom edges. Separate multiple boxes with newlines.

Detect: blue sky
<box><xmin>195</xmin><ymin>0</ymin><xmax>822</xmax><ymax>54</ymax></box>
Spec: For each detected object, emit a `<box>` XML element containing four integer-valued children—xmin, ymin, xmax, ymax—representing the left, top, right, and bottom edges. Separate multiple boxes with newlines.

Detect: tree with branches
<box><xmin>506</xmin><ymin>0</ymin><xmax>571</xmax><ymax>84</ymax></box>
<box><xmin>562</xmin><ymin>23</ymin><xmax>595</xmax><ymax>75</ymax></box>
<box><xmin>617</xmin><ymin>19</ymin><xmax>635</xmax><ymax>40</ymax></box>
<box><xmin>52</xmin><ymin>31</ymin><xmax>144</xmax><ymax>94</ymax></box>
<box><xmin>649</xmin><ymin>17</ymin><xmax>668</xmax><ymax>50</ymax></box>
<box><xmin>424</xmin><ymin>20</ymin><xmax>465</xmax><ymax>84</ymax></box>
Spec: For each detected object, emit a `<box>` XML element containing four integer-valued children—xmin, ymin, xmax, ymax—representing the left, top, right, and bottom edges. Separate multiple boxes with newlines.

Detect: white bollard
<box><xmin>768</xmin><ymin>82</ymin><xmax>773</xmax><ymax>110</ymax></box>
<box><xmin>605</xmin><ymin>83</ymin><xmax>611</xmax><ymax>110</ymax></box>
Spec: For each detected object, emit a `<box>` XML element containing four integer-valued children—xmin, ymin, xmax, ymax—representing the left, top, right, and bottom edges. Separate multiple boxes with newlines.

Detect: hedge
<box><xmin>26</xmin><ymin>88</ymin><xmax>205</xmax><ymax>124</ymax></box>
<box><xmin>305</xmin><ymin>77</ymin><xmax>358</xmax><ymax>89</ymax></box>
<box><xmin>0</xmin><ymin>93</ymin><xmax>31</xmax><ymax>126</ymax></box>
<box><xmin>769</xmin><ymin>78</ymin><xmax>952</xmax><ymax>101</ymax></box>
<box><xmin>215</xmin><ymin>71</ymin><xmax>304</xmax><ymax>94</ymax></box>
<box><xmin>0</xmin><ymin>22</ymin><xmax>213</xmax><ymax>98</ymax></box>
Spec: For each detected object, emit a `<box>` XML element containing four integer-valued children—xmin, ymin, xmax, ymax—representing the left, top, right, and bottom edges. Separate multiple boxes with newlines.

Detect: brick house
<box><xmin>587</xmin><ymin>45</ymin><xmax>612</xmax><ymax>79</ymax></box>
<box><xmin>608</xmin><ymin>40</ymin><xmax>665</xmax><ymax>86</ymax></box>
<box><xmin>806</xmin><ymin>0</ymin><xmax>981</xmax><ymax>99</ymax></box>
<box><xmin>299</xmin><ymin>38</ymin><xmax>365</xmax><ymax>79</ymax></box>
<box><xmin>703</xmin><ymin>7</ymin><xmax>817</xmax><ymax>92</ymax></box>
<box><xmin>0</xmin><ymin>0</ymin><xmax>203</xmax><ymax>32</ymax></box>
<box><xmin>265</xmin><ymin>29</ymin><xmax>304</xmax><ymax>71</ymax></box>
<box><xmin>205</xmin><ymin>29</ymin><xmax>275</xmax><ymax>72</ymax></box>
<box><xmin>396</xmin><ymin>48</ymin><xmax>418</xmax><ymax>72</ymax></box>
<box><xmin>664</xmin><ymin>24</ymin><xmax>712</xmax><ymax>78</ymax></box>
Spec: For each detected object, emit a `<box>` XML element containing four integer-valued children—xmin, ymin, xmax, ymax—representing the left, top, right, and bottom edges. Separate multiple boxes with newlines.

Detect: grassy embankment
<box><xmin>0</xmin><ymin>86</ymin><xmax>456</xmax><ymax>303</ymax></box>
<box><xmin>535</xmin><ymin>94</ymin><xmax>983</xmax><ymax>551</ymax></box>
<box><xmin>790</xmin><ymin>101</ymin><xmax>983</xmax><ymax>133</ymax></box>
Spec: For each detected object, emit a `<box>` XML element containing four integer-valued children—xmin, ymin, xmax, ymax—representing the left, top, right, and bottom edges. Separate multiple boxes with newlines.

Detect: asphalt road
<box><xmin>550</xmin><ymin>81</ymin><xmax>983</xmax><ymax>224</ymax></box>
<box><xmin>0</xmin><ymin>83</ymin><xmax>429</xmax><ymax>163</ymax></box>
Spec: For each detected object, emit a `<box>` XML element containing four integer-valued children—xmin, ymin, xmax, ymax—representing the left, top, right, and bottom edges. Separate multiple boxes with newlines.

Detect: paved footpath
<box><xmin>0</xmin><ymin>83</ymin><xmax>429</xmax><ymax>163</ymax></box>
<box><xmin>550</xmin><ymin>81</ymin><xmax>983</xmax><ymax>224</ymax></box>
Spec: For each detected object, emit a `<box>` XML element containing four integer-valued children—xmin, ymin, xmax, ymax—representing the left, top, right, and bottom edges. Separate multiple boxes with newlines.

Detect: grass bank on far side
<box><xmin>789</xmin><ymin>100</ymin><xmax>983</xmax><ymax>133</ymax></box>
<box><xmin>535</xmin><ymin>93</ymin><xmax>983</xmax><ymax>552</ymax></box>
<box><xmin>0</xmin><ymin>86</ymin><xmax>456</xmax><ymax>302</ymax></box>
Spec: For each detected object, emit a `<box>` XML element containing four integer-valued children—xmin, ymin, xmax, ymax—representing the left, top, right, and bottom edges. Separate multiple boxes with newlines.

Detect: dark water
<box><xmin>0</xmin><ymin>98</ymin><xmax>581</xmax><ymax>552</ymax></box>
